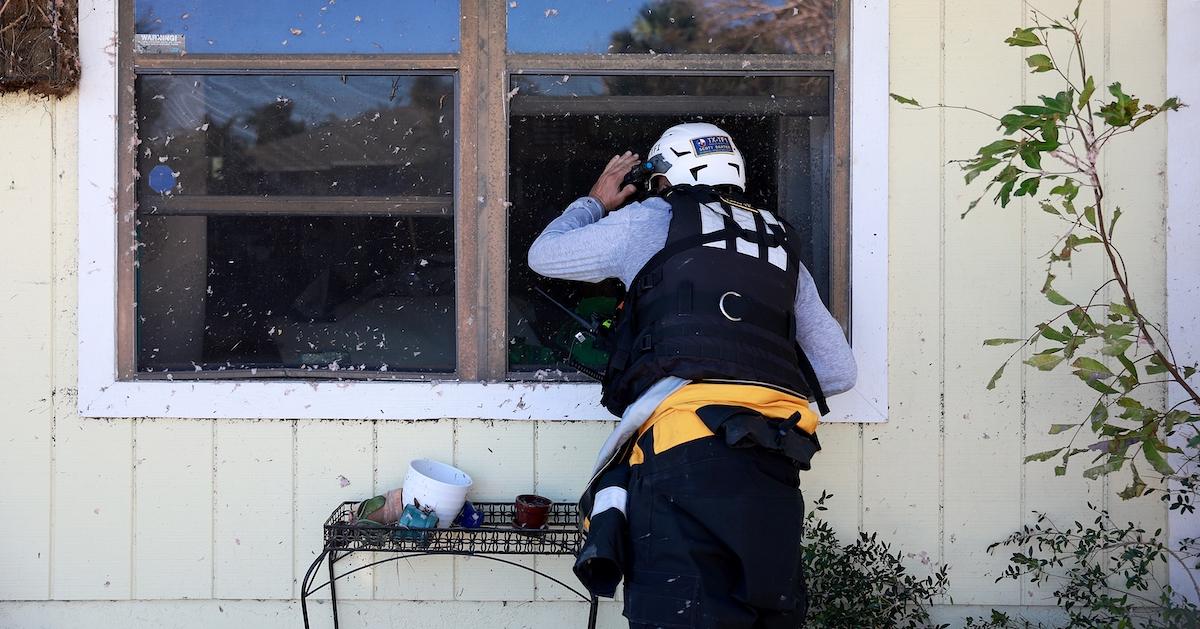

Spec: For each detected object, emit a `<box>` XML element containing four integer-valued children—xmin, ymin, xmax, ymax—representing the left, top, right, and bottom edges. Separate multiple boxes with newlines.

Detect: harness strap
<box><xmin>794</xmin><ymin>342</ymin><xmax>830</xmax><ymax>415</ymax></box>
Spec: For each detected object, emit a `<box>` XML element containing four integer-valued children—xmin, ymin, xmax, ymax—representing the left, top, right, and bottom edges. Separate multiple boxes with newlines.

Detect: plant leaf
<box><xmin>1142</xmin><ymin>441</ymin><xmax>1175</xmax><ymax>476</ymax></box>
<box><xmin>987</xmin><ymin>362</ymin><xmax>1007</xmax><ymax>390</ymax></box>
<box><xmin>1048</xmin><ymin>423</ymin><xmax>1077</xmax><ymax>435</ymax></box>
<box><xmin>1005</xmin><ymin>28</ymin><xmax>1044</xmax><ymax>47</ymax></box>
<box><xmin>1026</xmin><ymin>353</ymin><xmax>1066</xmax><ymax>371</ymax></box>
<box><xmin>1025</xmin><ymin>447</ymin><xmax>1064</xmax><ymax>463</ymax></box>
<box><xmin>1026</xmin><ymin>54</ymin><xmax>1054</xmax><ymax>73</ymax></box>
<box><xmin>890</xmin><ymin>93</ymin><xmax>920</xmax><ymax>106</ymax></box>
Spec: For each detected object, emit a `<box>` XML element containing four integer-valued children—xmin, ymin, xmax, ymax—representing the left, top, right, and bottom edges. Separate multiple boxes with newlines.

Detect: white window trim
<box><xmin>77</xmin><ymin>0</ymin><xmax>888</xmax><ymax>422</ymax></box>
<box><xmin>1167</xmin><ymin>0</ymin><xmax>1199</xmax><ymax>604</ymax></box>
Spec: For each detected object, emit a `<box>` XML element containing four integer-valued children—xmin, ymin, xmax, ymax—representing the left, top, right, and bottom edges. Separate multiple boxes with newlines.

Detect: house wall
<box><xmin>0</xmin><ymin>0</ymin><xmax>1171</xmax><ymax>626</ymax></box>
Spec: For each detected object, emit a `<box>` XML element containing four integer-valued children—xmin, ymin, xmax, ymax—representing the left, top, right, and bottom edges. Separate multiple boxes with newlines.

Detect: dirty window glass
<box><xmin>137</xmin><ymin>215</ymin><xmax>455</xmax><ymax>374</ymax></box>
<box><xmin>507</xmin><ymin>74</ymin><xmax>832</xmax><ymax>375</ymax></box>
<box><xmin>134</xmin><ymin>73</ymin><xmax>456</xmax><ymax>376</ymax></box>
<box><xmin>135</xmin><ymin>75</ymin><xmax>454</xmax><ymax>198</ymax></box>
<box><xmin>133</xmin><ymin>0</ymin><xmax>460</xmax><ymax>54</ymax></box>
<box><xmin>506</xmin><ymin>0</ymin><xmax>835</xmax><ymax>55</ymax></box>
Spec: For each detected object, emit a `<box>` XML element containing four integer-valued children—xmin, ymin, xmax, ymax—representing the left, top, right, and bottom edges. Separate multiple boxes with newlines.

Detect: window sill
<box><xmin>79</xmin><ymin>378</ymin><xmax>885</xmax><ymax>421</ymax></box>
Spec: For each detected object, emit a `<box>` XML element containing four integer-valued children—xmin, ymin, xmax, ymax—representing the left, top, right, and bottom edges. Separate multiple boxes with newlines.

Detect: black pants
<box><xmin>622</xmin><ymin>430</ymin><xmax>808</xmax><ymax>629</ymax></box>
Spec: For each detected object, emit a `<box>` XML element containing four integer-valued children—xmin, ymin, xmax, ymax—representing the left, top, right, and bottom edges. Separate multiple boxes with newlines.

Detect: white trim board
<box><xmin>76</xmin><ymin>1</ymin><xmax>889</xmax><ymax>422</ymax></box>
<box><xmin>1166</xmin><ymin>0</ymin><xmax>1200</xmax><ymax>604</ymax></box>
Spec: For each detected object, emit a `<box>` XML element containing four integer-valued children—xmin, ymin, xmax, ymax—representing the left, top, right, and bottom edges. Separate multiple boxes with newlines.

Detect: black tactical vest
<box><xmin>600</xmin><ymin>185</ymin><xmax>828</xmax><ymax>417</ymax></box>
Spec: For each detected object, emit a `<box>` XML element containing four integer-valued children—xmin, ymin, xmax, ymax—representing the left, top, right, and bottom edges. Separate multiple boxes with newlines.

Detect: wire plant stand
<box><xmin>301</xmin><ymin>501</ymin><xmax>598</xmax><ymax>629</ymax></box>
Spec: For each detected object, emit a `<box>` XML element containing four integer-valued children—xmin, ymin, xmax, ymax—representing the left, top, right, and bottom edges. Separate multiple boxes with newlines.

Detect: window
<box><xmin>84</xmin><ymin>0</ymin><xmax>885</xmax><ymax>420</ymax></box>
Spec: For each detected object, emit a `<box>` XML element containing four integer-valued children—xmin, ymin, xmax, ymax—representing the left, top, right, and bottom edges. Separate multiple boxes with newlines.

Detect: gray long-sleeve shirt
<box><xmin>529</xmin><ymin>195</ymin><xmax>857</xmax><ymax>474</ymax></box>
<box><xmin>528</xmin><ymin>195</ymin><xmax>857</xmax><ymax>394</ymax></box>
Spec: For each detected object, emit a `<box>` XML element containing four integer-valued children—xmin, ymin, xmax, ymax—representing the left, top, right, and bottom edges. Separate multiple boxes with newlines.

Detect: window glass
<box><xmin>507</xmin><ymin>74</ymin><xmax>832</xmax><ymax>376</ymax></box>
<box><xmin>134</xmin><ymin>73</ymin><xmax>456</xmax><ymax>376</ymax></box>
<box><xmin>507</xmin><ymin>0</ymin><xmax>834</xmax><ymax>55</ymax></box>
<box><xmin>134</xmin><ymin>0</ymin><xmax>460</xmax><ymax>54</ymax></box>
<box><xmin>136</xmin><ymin>215</ymin><xmax>455</xmax><ymax>374</ymax></box>
<box><xmin>135</xmin><ymin>75</ymin><xmax>455</xmax><ymax>199</ymax></box>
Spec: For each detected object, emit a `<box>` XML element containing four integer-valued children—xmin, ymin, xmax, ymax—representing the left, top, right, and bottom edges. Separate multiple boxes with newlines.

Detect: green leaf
<box><xmin>984</xmin><ymin>338</ymin><xmax>1024</xmax><ymax>346</ymax></box>
<box><xmin>1110</xmin><ymin>301</ymin><xmax>1133</xmax><ymax>318</ymax></box>
<box><xmin>1025</xmin><ymin>447</ymin><xmax>1064</xmax><ymax>463</ymax></box>
<box><xmin>1026</xmin><ymin>54</ymin><xmax>1054</xmax><ymax>73</ymax></box>
<box><xmin>1048</xmin><ymin>423</ymin><xmax>1077</xmax><ymax>435</ymax></box>
<box><xmin>1026</xmin><ymin>353</ymin><xmax>1066</xmax><ymax>371</ymax></box>
<box><xmin>1054</xmin><ymin>465</ymin><xmax>1068</xmax><ymax>476</ymax></box>
<box><xmin>1102</xmin><ymin>338</ymin><xmax>1133</xmax><ymax>356</ymax></box>
<box><xmin>1014</xmin><ymin>105</ymin><xmax>1056</xmax><ymax>116</ymax></box>
<box><xmin>1079</xmin><ymin>76</ymin><xmax>1096</xmax><ymax>107</ymax></box>
<box><xmin>987</xmin><ymin>362</ymin><xmax>1007</xmax><ymax>390</ymax></box>
<box><xmin>1089</xmin><ymin>402</ymin><xmax>1108</xmax><ymax>430</ymax></box>
<box><xmin>1102</xmin><ymin>323</ymin><xmax>1135</xmax><ymax>340</ymax></box>
<box><xmin>1085</xmin><ymin>379</ymin><xmax>1120</xmax><ymax>395</ymax></box>
<box><xmin>999</xmin><ymin>113</ymin><xmax>1039</xmax><ymax>135</ymax></box>
<box><xmin>1040</xmin><ymin>91</ymin><xmax>1074</xmax><ymax>115</ymax></box>
<box><xmin>1005</xmin><ymin>28</ymin><xmax>1044</xmax><ymax>47</ymax></box>
<box><xmin>1039</xmin><ymin>119</ymin><xmax>1061</xmax><ymax>150</ymax></box>
<box><xmin>1083</xmin><ymin>205</ymin><xmax>1097</xmax><ymax>227</ymax></box>
<box><xmin>1118</xmin><ymin>463</ymin><xmax>1147</xmax><ymax>500</ymax></box>
<box><xmin>978</xmin><ymin>139</ymin><xmax>1019</xmax><ymax>157</ymax></box>
<box><xmin>1073</xmin><ymin>356</ymin><xmax>1114</xmax><ymax>380</ymax></box>
<box><xmin>1049</xmin><ymin>179</ymin><xmax>1080</xmax><ymax>200</ymax></box>
<box><xmin>1109</xmin><ymin>207</ymin><xmax>1123</xmax><ymax>234</ymax></box>
<box><xmin>1044</xmin><ymin>288</ymin><xmax>1072</xmax><ymax>306</ymax></box>
<box><xmin>355</xmin><ymin>495</ymin><xmax>387</xmax><ymax>519</ymax></box>
<box><xmin>1142</xmin><ymin>441</ymin><xmax>1175</xmax><ymax>476</ymax></box>
<box><xmin>1083</xmin><ymin>458</ymin><xmax>1123</xmax><ymax>479</ymax></box>
<box><xmin>890</xmin><ymin>93</ymin><xmax>920</xmax><ymax>106</ymax></box>
<box><xmin>1019</xmin><ymin>146</ymin><xmax>1043</xmax><ymax>170</ymax></box>
<box><xmin>1038</xmin><ymin>324</ymin><xmax>1071</xmax><ymax>342</ymax></box>
<box><xmin>1015</xmin><ymin>176</ymin><xmax>1041</xmax><ymax>197</ymax></box>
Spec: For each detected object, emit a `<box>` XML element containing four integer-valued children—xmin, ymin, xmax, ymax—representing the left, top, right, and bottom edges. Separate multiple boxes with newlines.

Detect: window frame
<box><xmin>79</xmin><ymin>0</ymin><xmax>888</xmax><ymax>421</ymax></box>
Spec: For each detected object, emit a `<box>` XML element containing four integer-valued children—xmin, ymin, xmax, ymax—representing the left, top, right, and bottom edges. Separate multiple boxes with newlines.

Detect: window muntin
<box><xmin>506</xmin><ymin>0</ymin><xmax>834</xmax><ymax>55</ymax></box>
<box><xmin>507</xmin><ymin>74</ymin><xmax>833</xmax><ymax>375</ymax></box>
<box><xmin>134</xmin><ymin>0</ymin><xmax>461</xmax><ymax>54</ymax></box>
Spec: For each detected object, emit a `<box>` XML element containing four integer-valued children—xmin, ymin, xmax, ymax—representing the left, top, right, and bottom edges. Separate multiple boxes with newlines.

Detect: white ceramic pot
<box><xmin>402</xmin><ymin>459</ymin><xmax>473</xmax><ymax>528</ymax></box>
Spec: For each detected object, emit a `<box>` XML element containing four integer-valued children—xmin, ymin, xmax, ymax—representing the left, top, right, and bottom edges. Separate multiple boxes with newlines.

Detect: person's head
<box><xmin>645</xmin><ymin>122</ymin><xmax>746</xmax><ymax>193</ymax></box>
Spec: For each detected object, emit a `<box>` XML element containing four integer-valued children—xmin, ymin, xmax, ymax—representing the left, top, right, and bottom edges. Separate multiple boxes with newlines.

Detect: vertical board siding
<box><xmin>0</xmin><ymin>95</ymin><xmax>54</xmax><ymax>600</ymax></box>
<box><xmin>452</xmin><ymin>420</ymin><xmax>536</xmax><ymax>601</ymax></box>
<box><xmin>213</xmin><ymin>419</ymin><xmax>294</xmax><ymax>599</ymax></box>
<box><xmin>1103</xmin><ymin>0</ymin><xmax>1170</xmax><ymax>592</ymax></box>
<box><xmin>133</xmin><ymin>419</ymin><xmax>214</xmax><ymax>598</ymax></box>
<box><xmin>0</xmin><ymin>0</ymin><xmax>1175</xmax><ymax>617</ymax></box>
<box><xmin>940</xmin><ymin>0</ymin><xmax>1026</xmax><ymax>605</ymax></box>
<box><xmin>869</xmin><ymin>0</ymin><xmax>944</xmax><ymax>577</ymax></box>
<box><xmin>373</xmin><ymin>419</ymin><xmax>456</xmax><ymax>601</ymax></box>
<box><xmin>294</xmin><ymin>420</ymin><xmax>375</xmax><ymax>601</ymax></box>
<box><xmin>1018</xmin><ymin>0</ymin><xmax>1109</xmax><ymax>605</ymax></box>
<box><xmin>531</xmin><ymin>421</ymin><xmax>616</xmax><ymax>602</ymax></box>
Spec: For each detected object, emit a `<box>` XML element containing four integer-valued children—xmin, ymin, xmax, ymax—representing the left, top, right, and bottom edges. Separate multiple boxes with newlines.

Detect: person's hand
<box><xmin>588</xmin><ymin>151</ymin><xmax>640</xmax><ymax>214</ymax></box>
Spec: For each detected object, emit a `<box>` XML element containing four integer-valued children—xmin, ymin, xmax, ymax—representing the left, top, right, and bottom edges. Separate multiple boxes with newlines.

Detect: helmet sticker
<box><xmin>691</xmin><ymin>135</ymin><xmax>734</xmax><ymax>156</ymax></box>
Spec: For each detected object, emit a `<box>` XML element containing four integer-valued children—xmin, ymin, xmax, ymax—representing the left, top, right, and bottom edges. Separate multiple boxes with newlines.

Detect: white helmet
<box><xmin>646</xmin><ymin>122</ymin><xmax>746</xmax><ymax>191</ymax></box>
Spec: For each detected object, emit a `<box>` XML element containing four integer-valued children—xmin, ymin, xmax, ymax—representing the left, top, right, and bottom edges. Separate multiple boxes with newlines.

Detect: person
<box><xmin>527</xmin><ymin>122</ymin><xmax>856</xmax><ymax>628</ymax></box>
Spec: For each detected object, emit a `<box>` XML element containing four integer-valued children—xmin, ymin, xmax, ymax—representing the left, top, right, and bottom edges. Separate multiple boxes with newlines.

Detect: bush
<box><xmin>803</xmin><ymin>491</ymin><xmax>951</xmax><ymax>628</ymax></box>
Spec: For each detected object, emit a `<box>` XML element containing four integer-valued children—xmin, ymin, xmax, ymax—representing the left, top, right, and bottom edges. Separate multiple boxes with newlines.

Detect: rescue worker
<box><xmin>528</xmin><ymin>122</ymin><xmax>856</xmax><ymax>628</ymax></box>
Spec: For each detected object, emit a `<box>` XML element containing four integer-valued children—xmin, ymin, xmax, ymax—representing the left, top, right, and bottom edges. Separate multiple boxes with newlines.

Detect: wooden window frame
<box><xmin>81</xmin><ymin>0</ymin><xmax>887</xmax><ymax>421</ymax></box>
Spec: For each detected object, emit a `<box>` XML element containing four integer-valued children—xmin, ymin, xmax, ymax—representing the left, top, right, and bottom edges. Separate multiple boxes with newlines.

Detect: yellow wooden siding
<box><xmin>0</xmin><ymin>0</ymin><xmax>1171</xmax><ymax>624</ymax></box>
